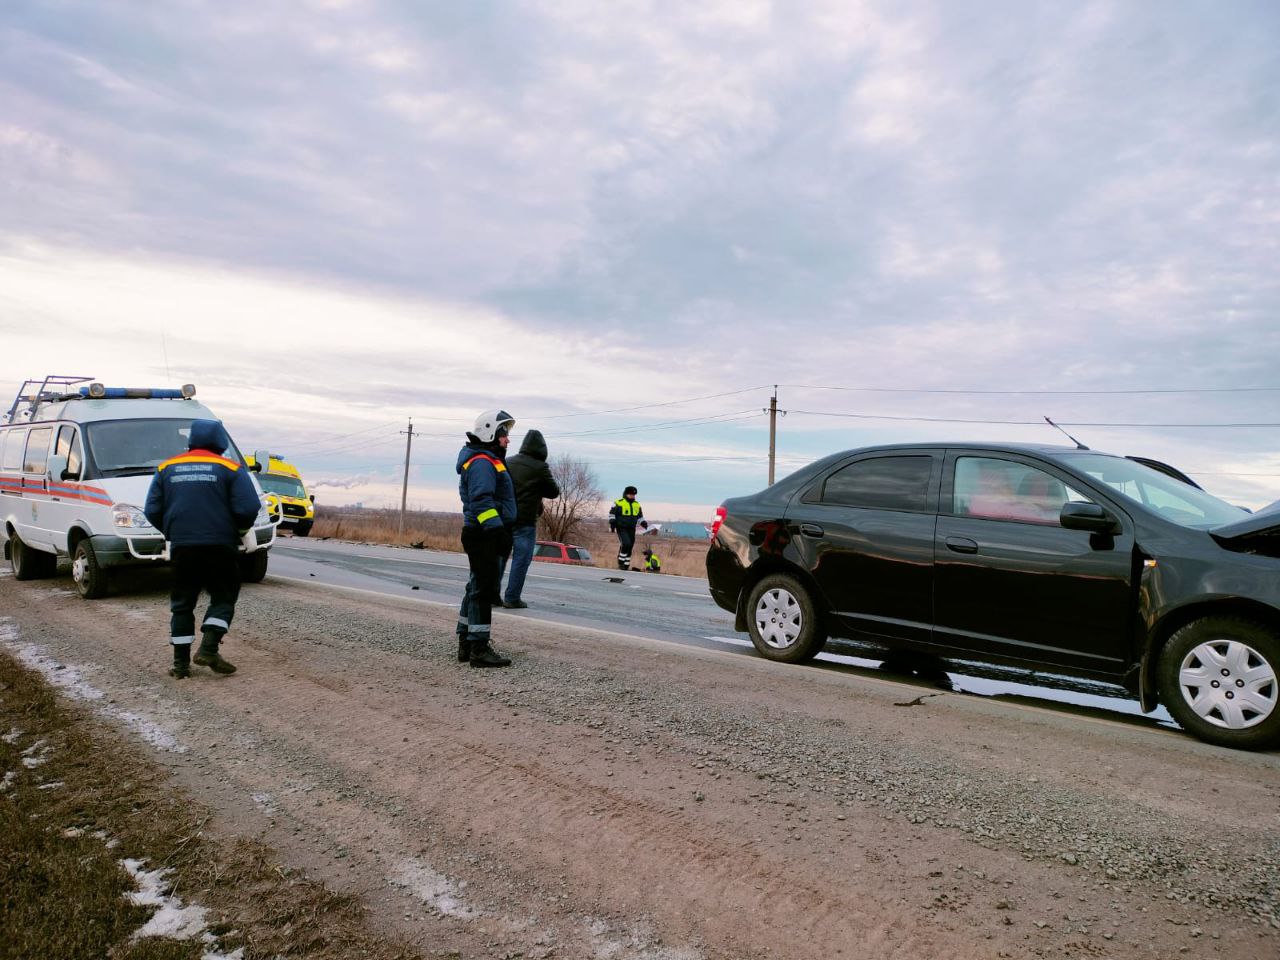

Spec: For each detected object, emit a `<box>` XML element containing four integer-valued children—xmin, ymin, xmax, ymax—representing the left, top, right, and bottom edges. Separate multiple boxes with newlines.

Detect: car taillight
<box><xmin>709</xmin><ymin>505</ymin><xmax>727</xmax><ymax>541</ymax></box>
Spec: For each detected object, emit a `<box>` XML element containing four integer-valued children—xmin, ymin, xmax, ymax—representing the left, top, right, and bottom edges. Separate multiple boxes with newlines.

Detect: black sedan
<box><xmin>707</xmin><ymin>443</ymin><xmax>1280</xmax><ymax>750</ymax></box>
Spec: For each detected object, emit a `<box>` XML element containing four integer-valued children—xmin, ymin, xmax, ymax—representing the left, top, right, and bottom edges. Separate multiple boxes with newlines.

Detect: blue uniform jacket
<box><xmin>456</xmin><ymin>442</ymin><xmax>516</xmax><ymax>530</ymax></box>
<box><xmin>144</xmin><ymin>420</ymin><xmax>261</xmax><ymax>547</ymax></box>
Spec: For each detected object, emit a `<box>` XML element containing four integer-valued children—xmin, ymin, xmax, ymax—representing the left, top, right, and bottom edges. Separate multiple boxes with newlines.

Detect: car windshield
<box><xmin>1060</xmin><ymin>453</ymin><xmax>1246</xmax><ymax>529</ymax></box>
<box><xmin>259</xmin><ymin>474</ymin><xmax>306</xmax><ymax>499</ymax></box>
<box><xmin>85</xmin><ymin>419</ymin><xmax>244</xmax><ymax>478</ymax></box>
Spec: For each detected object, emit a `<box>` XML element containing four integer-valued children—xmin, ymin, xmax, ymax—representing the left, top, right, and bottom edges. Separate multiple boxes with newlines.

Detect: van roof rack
<box><xmin>3</xmin><ymin>375</ymin><xmax>95</xmax><ymax>425</ymax></box>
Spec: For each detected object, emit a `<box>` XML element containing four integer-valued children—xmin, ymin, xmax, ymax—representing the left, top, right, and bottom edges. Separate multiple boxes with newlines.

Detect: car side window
<box><xmin>1</xmin><ymin>429</ymin><xmax>25</xmax><ymax>471</ymax></box>
<box><xmin>534</xmin><ymin>544</ymin><xmax>559</xmax><ymax>558</ymax></box>
<box><xmin>566</xmin><ymin>548</ymin><xmax>582</xmax><ymax>560</ymax></box>
<box><xmin>821</xmin><ymin>456</ymin><xmax>933</xmax><ymax>512</ymax></box>
<box><xmin>55</xmin><ymin>425</ymin><xmax>83</xmax><ymax>479</ymax></box>
<box><xmin>953</xmin><ymin>457</ymin><xmax>1090</xmax><ymax>524</ymax></box>
<box><xmin>23</xmin><ymin>427</ymin><xmax>53</xmax><ymax>475</ymax></box>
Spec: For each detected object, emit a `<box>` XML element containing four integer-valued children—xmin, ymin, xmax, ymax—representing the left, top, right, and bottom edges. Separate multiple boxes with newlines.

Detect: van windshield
<box><xmin>84</xmin><ymin>419</ymin><xmax>244</xmax><ymax>479</ymax></box>
<box><xmin>259</xmin><ymin>474</ymin><xmax>306</xmax><ymax>499</ymax></box>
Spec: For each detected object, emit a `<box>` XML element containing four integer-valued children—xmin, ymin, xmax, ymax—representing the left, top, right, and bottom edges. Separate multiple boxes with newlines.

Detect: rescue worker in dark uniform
<box><xmin>144</xmin><ymin>419</ymin><xmax>260</xmax><ymax>678</ymax></box>
<box><xmin>608</xmin><ymin>485</ymin><xmax>647</xmax><ymax>570</ymax></box>
<box><xmin>455</xmin><ymin>410</ymin><xmax>517</xmax><ymax>668</ymax></box>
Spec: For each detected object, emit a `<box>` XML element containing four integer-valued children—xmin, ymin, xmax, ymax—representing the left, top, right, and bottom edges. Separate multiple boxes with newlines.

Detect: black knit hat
<box><xmin>623</xmin><ymin>485</ymin><xmax>638</xmax><ymax>496</ymax></box>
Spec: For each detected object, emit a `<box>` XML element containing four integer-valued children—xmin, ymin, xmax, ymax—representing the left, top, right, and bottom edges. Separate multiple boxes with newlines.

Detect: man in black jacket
<box><xmin>144</xmin><ymin>419</ymin><xmax>261</xmax><ymax>679</ymax></box>
<box><xmin>501</xmin><ymin>429</ymin><xmax>560</xmax><ymax>608</ymax></box>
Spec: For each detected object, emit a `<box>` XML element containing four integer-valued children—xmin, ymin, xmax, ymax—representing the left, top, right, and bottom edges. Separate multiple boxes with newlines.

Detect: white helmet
<box><xmin>471</xmin><ymin>409</ymin><xmax>515</xmax><ymax>443</ymax></box>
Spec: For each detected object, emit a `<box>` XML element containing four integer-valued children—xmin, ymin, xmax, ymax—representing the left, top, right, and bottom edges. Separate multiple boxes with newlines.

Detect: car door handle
<box><xmin>799</xmin><ymin>523</ymin><xmax>825</xmax><ymax>538</ymax></box>
<box><xmin>945</xmin><ymin>536</ymin><xmax>979</xmax><ymax>554</ymax></box>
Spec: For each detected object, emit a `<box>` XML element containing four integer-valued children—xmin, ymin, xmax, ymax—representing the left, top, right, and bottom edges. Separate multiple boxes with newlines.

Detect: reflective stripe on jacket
<box><xmin>609</xmin><ymin>498</ymin><xmax>643</xmax><ymax>528</ymax></box>
<box><xmin>456</xmin><ymin>443</ymin><xmax>516</xmax><ymax>530</ymax></box>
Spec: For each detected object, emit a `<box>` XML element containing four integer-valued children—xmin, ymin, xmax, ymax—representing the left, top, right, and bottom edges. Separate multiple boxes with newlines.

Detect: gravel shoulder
<box><xmin>2</xmin><ymin>571</ymin><xmax>1278</xmax><ymax>959</ymax></box>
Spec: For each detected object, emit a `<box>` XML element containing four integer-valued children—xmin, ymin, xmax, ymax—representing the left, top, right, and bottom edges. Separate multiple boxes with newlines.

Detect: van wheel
<box><xmin>239</xmin><ymin>551</ymin><xmax>269</xmax><ymax>583</ymax></box>
<box><xmin>1158</xmin><ymin>616</ymin><xmax>1280</xmax><ymax>750</ymax></box>
<box><xmin>745</xmin><ymin>573</ymin><xmax>826</xmax><ymax>663</ymax></box>
<box><xmin>71</xmin><ymin>539</ymin><xmax>109</xmax><ymax>599</ymax></box>
<box><xmin>294</xmin><ymin>520</ymin><xmax>313</xmax><ymax>537</ymax></box>
<box><xmin>10</xmin><ymin>533</ymin><xmax>56</xmax><ymax>581</ymax></box>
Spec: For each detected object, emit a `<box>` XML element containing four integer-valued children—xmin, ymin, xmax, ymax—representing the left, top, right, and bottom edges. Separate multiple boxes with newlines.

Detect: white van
<box><xmin>0</xmin><ymin>376</ymin><xmax>277</xmax><ymax>599</ymax></box>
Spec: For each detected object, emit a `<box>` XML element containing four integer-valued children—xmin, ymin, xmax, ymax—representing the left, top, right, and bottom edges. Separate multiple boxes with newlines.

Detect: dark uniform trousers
<box><xmin>170</xmin><ymin>545</ymin><xmax>241</xmax><ymax>643</ymax></box>
<box><xmin>458</xmin><ymin>525</ymin><xmax>509</xmax><ymax>641</ymax></box>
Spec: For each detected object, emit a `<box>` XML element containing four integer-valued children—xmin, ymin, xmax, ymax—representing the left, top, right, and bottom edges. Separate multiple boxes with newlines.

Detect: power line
<box><xmin>782</xmin><ymin>383</ymin><xmax>1280</xmax><ymax>396</ymax></box>
<box><xmin>788</xmin><ymin>410</ymin><xmax>1280</xmax><ymax>428</ymax></box>
<box><xmin>556</xmin><ymin>409</ymin><xmax>766</xmax><ymax>438</ymax></box>
<box><xmin>531</xmin><ymin>385</ymin><xmax>772</xmax><ymax>419</ymax></box>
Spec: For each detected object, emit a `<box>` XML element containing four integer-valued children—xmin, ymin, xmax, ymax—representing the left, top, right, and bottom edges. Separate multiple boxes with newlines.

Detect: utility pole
<box><xmin>766</xmin><ymin>386</ymin><xmax>786</xmax><ymax>485</ymax></box>
<box><xmin>398</xmin><ymin>418</ymin><xmax>414</xmax><ymax>536</ymax></box>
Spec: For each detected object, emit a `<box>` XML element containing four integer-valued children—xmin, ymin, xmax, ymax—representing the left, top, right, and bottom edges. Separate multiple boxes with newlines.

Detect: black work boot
<box><xmin>469</xmin><ymin>642</ymin><xmax>512</xmax><ymax>668</ymax></box>
<box><xmin>193</xmin><ymin>630</ymin><xmax>237</xmax><ymax>675</ymax></box>
<box><xmin>457</xmin><ymin>632</ymin><xmax>472</xmax><ymax>663</ymax></box>
<box><xmin>168</xmin><ymin>643</ymin><xmax>191</xmax><ymax>679</ymax></box>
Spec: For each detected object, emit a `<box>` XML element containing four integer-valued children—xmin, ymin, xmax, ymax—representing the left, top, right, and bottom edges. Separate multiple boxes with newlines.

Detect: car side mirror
<box><xmin>252</xmin><ymin>450</ymin><xmax>270</xmax><ymax>473</ymax></box>
<box><xmin>47</xmin><ymin>454</ymin><xmax>68</xmax><ymax>483</ymax></box>
<box><xmin>309</xmin><ymin>494</ymin><xmax>315</xmax><ymax>503</ymax></box>
<box><xmin>1060</xmin><ymin>502</ymin><xmax>1119</xmax><ymax>534</ymax></box>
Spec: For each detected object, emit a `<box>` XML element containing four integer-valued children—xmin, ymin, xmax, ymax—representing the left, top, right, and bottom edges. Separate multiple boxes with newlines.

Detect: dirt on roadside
<box><xmin>2</xmin><ymin>573</ymin><xmax>1278</xmax><ymax>960</ymax></box>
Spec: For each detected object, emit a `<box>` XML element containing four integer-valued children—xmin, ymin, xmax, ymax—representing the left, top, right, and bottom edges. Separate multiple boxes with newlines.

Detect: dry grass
<box><xmin>311</xmin><ymin>507</ymin><xmax>711</xmax><ymax>579</ymax></box>
<box><xmin>0</xmin><ymin>651</ymin><xmax>422</xmax><ymax>960</ymax></box>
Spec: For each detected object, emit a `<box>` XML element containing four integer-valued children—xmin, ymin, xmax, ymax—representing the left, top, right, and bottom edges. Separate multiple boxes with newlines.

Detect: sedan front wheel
<box><xmin>1158</xmin><ymin>616</ymin><xmax>1280</xmax><ymax>750</ymax></box>
<box><xmin>745</xmin><ymin>573</ymin><xmax>825</xmax><ymax>664</ymax></box>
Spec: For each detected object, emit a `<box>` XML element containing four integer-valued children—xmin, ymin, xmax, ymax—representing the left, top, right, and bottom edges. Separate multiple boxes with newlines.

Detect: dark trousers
<box><xmin>170</xmin><ymin>545</ymin><xmax>240</xmax><ymax>644</ymax></box>
<box><xmin>615</xmin><ymin>526</ymin><xmax>637</xmax><ymax>567</ymax></box>
<box><xmin>459</xmin><ymin>526</ymin><xmax>503</xmax><ymax>642</ymax></box>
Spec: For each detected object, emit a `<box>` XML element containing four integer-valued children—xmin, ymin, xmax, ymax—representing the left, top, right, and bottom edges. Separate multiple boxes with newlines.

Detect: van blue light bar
<box><xmin>79</xmin><ymin>385</ymin><xmax>196</xmax><ymax>399</ymax></box>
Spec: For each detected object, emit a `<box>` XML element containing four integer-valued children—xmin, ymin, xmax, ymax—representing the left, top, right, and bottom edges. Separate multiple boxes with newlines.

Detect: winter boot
<box><xmin>469</xmin><ymin>642</ymin><xmax>512</xmax><ymax>668</ymax></box>
<box><xmin>193</xmin><ymin>630</ymin><xmax>237</xmax><ymax>675</ymax></box>
<box><xmin>168</xmin><ymin>643</ymin><xmax>191</xmax><ymax>679</ymax></box>
<box><xmin>457</xmin><ymin>632</ymin><xmax>472</xmax><ymax>663</ymax></box>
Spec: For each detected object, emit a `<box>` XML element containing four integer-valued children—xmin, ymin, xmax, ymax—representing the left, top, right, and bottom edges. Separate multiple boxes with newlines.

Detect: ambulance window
<box><xmin>56</xmin><ymin>426</ymin><xmax>83</xmax><ymax>479</ymax></box>
<box><xmin>23</xmin><ymin>427</ymin><xmax>53</xmax><ymax>474</ymax></box>
<box><xmin>1</xmin><ymin>430</ymin><xmax>24</xmax><ymax>471</ymax></box>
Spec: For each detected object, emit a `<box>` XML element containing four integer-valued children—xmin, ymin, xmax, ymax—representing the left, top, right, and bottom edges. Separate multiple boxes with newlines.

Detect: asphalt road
<box><xmin>268</xmin><ymin>536</ymin><xmax>1183</xmax><ymax>738</ymax></box>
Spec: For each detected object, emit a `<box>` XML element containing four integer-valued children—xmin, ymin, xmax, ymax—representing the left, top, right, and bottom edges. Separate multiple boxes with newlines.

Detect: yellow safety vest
<box><xmin>614</xmin><ymin>499</ymin><xmax>641</xmax><ymax>517</ymax></box>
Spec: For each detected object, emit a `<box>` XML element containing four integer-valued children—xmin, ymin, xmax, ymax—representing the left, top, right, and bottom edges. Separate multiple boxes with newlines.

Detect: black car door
<box><xmin>786</xmin><ymin>451</ymin><xmax>941</xmax><ymax>644</ymax></box>
<box><xmin>932</xmin><ymin>451</ymin><xmax>1134</xmax><ymax>676</ymax></box>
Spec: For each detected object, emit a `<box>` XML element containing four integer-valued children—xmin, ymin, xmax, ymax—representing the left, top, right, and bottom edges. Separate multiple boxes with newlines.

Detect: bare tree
<box><xmin>540</xmin><ymin>453</ymin><xmax>604</xmax><ymax>543</ymax></box>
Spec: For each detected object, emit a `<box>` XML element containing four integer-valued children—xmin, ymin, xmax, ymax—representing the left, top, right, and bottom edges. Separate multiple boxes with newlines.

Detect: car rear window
<box><xmin>821</xmin><ymin>456</ymin><xmax>933</xmax><ymax>511</ymax></box>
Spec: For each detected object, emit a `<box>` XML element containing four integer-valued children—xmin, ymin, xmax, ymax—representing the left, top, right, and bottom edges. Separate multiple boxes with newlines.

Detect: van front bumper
<box><xmin>90</xmin><ymin>525</ymin><xmax>276</xmax><ymax>569</ymax></box>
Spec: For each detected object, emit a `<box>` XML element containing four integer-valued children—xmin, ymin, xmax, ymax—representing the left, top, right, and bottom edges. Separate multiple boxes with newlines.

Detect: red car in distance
<box><xmin>533</xmin><ymin>540</ymin><xmax>592</xmax><ymax>565</ymax></box>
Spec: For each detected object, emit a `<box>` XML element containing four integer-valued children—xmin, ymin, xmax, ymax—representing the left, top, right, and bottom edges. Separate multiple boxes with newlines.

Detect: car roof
<box><xmin>5</xmin><ymin>397</ymin><xmax>216</xmax><ymax>425</ymax></box>
<box><xmin>826</xmin><ymin>441</ymin><xmax>1116</xmax><ymax>462</ymax></box>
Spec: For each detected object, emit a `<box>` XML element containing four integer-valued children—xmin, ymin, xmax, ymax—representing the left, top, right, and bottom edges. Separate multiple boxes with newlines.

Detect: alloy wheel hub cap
<box><xmin>1178</xmin><ymin>639</ymin><xmax>1277</xmax><ymax>730</ymax></box>
<box><xmin>72</xmin><ymin>557</ymin><xmax>86</xmax><ymax>583</ymax></box>
<box><xmin>755</xmin><ymin>588</ymin><xmax>801</xmax><ymax>649</ymax></box>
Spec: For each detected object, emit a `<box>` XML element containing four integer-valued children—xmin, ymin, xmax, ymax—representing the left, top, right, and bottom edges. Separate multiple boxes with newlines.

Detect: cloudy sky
<box><xmin>2</xmin><ymin>0</ymin><xmax>1278</xmax><ymax>517</ymax></box>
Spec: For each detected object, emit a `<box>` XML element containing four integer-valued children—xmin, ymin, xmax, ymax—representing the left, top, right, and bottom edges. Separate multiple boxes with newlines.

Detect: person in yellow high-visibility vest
<box><xmin>608</xmin><ymin>485</ymin><xmax>647</xmax><ymax>570</ymax></box>
<box><xmin>643</xmin><ymin>548</ymin><xmax>661</xmax><ymax>573</ymax></box>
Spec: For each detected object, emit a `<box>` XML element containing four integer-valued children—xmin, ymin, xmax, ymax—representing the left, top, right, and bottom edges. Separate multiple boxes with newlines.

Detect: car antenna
<box><xmin>1044</xmin><ymin>416</ymin><xmax>1089</xmax><ymax>450</ymax></box>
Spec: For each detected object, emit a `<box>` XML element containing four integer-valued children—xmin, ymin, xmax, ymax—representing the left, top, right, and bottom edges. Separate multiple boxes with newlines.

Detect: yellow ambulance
<box><xmin>245</xmin><ymin>452</ymin><xmax>315</xmax><ymax>536</ymax></box>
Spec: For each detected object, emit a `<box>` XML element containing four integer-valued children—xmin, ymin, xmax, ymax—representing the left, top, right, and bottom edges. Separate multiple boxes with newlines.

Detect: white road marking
<box><xmin>675</xmin><ymin>591</ymin><xmax>711</xmax><ymax>600</ymax></box>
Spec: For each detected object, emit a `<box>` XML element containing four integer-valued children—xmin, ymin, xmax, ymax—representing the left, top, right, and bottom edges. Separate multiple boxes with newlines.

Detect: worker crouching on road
<box><xmin>144</xmin><ymin>419</ymin><xmax>260</xmax><ymax>679</ymax></box>
<box><xmin>609</xmin><ymin>485</ymin><xmax>647</xmax><ymax>570</ymax></box>
<box><xmin>643</xmin><ymin>548</ymin><xmax>661</xmax><ymax>573</ymax></box>
<box><xmin>456</xmin><ymin>410</ymin><xmax>517</xmax><ymax>668</ymax></box>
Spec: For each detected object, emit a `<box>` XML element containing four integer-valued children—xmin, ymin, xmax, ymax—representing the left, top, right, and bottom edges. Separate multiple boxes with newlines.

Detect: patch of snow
<box><xmin>202</xmin><ymin>948</ymin><xmax>244</xmax><ymax>960</ymax></box>
<box><xmin>0</xmin><ymin>619</ymin><xmax>188</xmax><ymax>754</ymax></box>
<box><xmin>388</xmin><ymin>857</ymin><xmax>477</xmax><ymax>919</ymax></box>
<box><xmin>250</xmin><ymin>791</ymin><xmax>277</xmax><ymax>814</ymax></box>
<box><xmin>20</xmin><ymin>738</ymin><xmax>51</xmax><ymax>768</ymax></box>
<box><xmin>37</xmin><ymin>780</ymin><xmax>64</xmax><ymax>790</ymax></box>
<box><xmin>122</xmin><ymin>858</ymin><xmax>209</xmax><ymax>940</ymax></box>
<box><xmin>1</xmin><ymin>726</ymin><xmax>23</xmax><ymax>744</ymax></box>
<box><xmin>1</xmin><ymin>770</ymin><xmax>15</xmax><ymax>792</ymax></box>
<box><xmin>585</xmin><ymin>917</ymin><xmax>703</xmax><ymax>960</ymax></box>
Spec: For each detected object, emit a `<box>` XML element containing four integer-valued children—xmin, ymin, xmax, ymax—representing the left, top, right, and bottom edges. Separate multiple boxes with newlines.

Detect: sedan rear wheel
<box><xmin>746</xmin><ymin>573</ymin><xmax>825</xmax><ymax>663</ymax></box>
<box><xmin>1158</xmin><ymin>616</ymin><xmax>1280</xmax><ymax>750</ymax></box>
